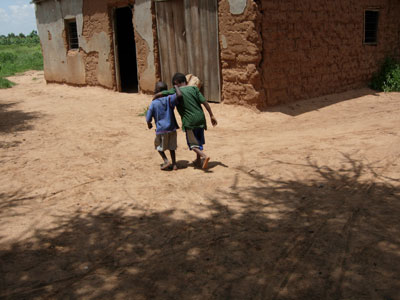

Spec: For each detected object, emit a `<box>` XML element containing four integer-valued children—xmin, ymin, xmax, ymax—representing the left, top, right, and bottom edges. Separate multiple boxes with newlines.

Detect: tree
<box><xmin>28</xmin><ymin>30</ymin><xmax>38</xmax><ymax>38</ymax></box>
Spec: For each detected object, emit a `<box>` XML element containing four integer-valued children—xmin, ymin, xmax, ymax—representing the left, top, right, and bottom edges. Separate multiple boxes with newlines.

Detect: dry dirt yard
<box><xmin>0</xmin><ymin>71</ymin><xmax>399</xmax><ymax>300</ymax></box>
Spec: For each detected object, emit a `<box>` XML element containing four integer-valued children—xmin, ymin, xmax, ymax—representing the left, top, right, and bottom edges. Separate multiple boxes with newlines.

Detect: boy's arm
<box><xmin>152</xmin><ymin>92</ymin><xmax>163</xmax><ymax>101</ymax></box>
<box><xmin>174</xmin><ymin>85</ymin><xmax>183</xmax><ymax>104</ymax></box>
<box><xmin>195</xmin><ymin>87</ymin><xmax>217</xmax><ymax>126</ymax></box>
<box><xmin>145</xmin><ymin>105</ymin><xmax>153</xmax><ymax>129</ymax></box>
<box><xmin>202</xmin><ymin>101</ymin><xmax>218</xmax><ymax>126</ymax></box>
<box><xmin>152</xmin><ymin>88</ymin><xmax>176</xmax><ymax>101</ymax></box>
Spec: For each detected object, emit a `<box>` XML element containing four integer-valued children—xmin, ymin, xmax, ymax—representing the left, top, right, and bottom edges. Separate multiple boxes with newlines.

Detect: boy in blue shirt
<box><xmin>146</xmin><ymin>82</ymin><xmax>182</xmax><ymax>170</ymax></box>
<box><xmin>153</xmin><ymin>73</ymin><xmax>217</xmax><ymax>169</ymax></box>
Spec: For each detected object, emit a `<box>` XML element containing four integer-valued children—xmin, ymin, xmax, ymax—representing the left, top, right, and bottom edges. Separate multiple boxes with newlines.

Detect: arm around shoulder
<box><xmin>152</xmin><ymin>92</ymin><xmax>163</xmax><ymax>100</ymax></box>
<box><xmin>174</xmin><ymin>85</ymin><xmax>183</xmax><ymax>103</ymax></box>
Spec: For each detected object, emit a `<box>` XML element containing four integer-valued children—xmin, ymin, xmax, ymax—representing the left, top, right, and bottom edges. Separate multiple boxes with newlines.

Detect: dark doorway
<box><xmin>115</xmin><ymin>7</ymin><xmax>138</xmax><ymax>93</ymax></box>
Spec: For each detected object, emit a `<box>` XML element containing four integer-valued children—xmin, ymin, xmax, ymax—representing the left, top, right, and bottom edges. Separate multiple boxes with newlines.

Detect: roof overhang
<box><xmin>31</xmin><ymin>0</ymin><xmax>52</xmax><ymax>4</ymax></box>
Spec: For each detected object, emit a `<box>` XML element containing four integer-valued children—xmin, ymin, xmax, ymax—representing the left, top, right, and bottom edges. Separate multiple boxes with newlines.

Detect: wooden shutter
<box><xmin>156</xmin><ymin>0</ymin><xmax>221</xmax><ymax>102</ymax></box>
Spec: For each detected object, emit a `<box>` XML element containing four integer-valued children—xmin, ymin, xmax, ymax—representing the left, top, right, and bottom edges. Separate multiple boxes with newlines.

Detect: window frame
<box><xmin>65</xmin><ymin>18</ymin><xmax>80</xmax><ymax>50</ymax></box>
<box><xmin>363</xmin><ymin>9</ymin><xmax>380</xmax><ymax>45</ymax></box>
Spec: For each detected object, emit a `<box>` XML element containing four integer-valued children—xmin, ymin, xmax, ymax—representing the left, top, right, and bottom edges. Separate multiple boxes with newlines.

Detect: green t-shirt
<box><xmin>162</xmin><ymin>86</ymin><xmax>207</xmax><ymax>131</ymax></box>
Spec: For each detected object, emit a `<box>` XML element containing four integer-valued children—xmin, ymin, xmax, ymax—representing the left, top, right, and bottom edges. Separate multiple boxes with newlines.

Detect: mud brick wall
<box><xmin>260</xmin><ymin>0</ymin><xmax>400</xmax><ymax>105</ymax></box>
<box><xmin>218</xmin><ymin>0</ymin><xmax>266</xmax><ymax>108</ymax></box>
<box><xmin>82</xmin><ymin>0</ymin><xmax>157</xmax><ymax>93</ymax></box>
<box><xmin>81</xmin><ymin>0</ymin><xmax>117</xmax><ymax>88</ymax></box>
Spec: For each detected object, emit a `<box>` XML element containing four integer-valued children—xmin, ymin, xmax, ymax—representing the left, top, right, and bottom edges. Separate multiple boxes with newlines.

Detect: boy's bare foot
<box><xmin>202</xmin><ymin>157</ymin><xmax>210</xmax><ymax>169</ymax></box>
<box><xmin>172</xmin><ymin>164</ymin><xmax>178</xmax><ymax>171</ymax></box>
<box><xmin>160</xmin><ymin>161</ymin><xmax>171</xmax><ymax>170</ymax></box>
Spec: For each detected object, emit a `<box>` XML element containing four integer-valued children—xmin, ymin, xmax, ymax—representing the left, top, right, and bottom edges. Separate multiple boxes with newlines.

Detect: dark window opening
<box><xmin>364</xmin><ymin>10</ymin><xmax>379</xmax><ymax>44</ymax></box>
<box><xmin>115</xmin><ymin>7</ymin><xmax>138</xmax><ymax>93</ymax></box>
<box><xmin>66</xmin><ymin>19</ymin><xmax>79</xmax><ymax>50</ymax></box>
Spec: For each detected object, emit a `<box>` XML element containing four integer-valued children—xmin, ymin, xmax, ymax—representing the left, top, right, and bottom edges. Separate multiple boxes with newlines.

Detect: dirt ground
<box><xmin>0</xmin><ymin>71</ymin><xmax>399</xmax><ymax>300</ymax></box>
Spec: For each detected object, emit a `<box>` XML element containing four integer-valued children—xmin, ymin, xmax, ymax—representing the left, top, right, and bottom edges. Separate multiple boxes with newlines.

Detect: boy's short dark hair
<box><xmin>172</xmin><ymin>73</ymin><xmax>187</xmax><ymax>85</ymax></box>
<box><xmin>155</xmin><ymin>81</ymin><xmax>168</xmax><ymax>93</ymax></box>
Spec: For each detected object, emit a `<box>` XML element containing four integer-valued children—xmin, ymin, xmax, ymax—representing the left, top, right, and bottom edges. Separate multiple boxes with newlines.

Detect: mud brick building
<box><xmin>33</xmin><ymin>0</ymin><xmax>400</xmax><ymax>108</ymax></box>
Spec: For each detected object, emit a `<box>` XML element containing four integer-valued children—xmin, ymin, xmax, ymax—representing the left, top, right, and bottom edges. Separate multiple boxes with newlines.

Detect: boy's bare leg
<box><xmin>192</xmin><ymin>148</ymin><xmax>210</xmax><ymax>169</ymax></box>
<box><xmin>158</xmin><ymin>151</ymin><xmax>171</xmax><ymax>170</ymax></box>
<box><xmin>170</xmin><ymin>150</ymin><xmax>177</xmax><ymax>170</ymax></box>
<box><xmin>191</xmin><ymin>150</ymin><xmax>201</xmax><ymax>167</ymax></box>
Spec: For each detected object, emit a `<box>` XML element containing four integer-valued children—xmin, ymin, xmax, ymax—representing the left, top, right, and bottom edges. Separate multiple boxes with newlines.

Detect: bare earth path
<box><xmin>1</xmin><ymin>71</ymin><xmax>399</xmax><ymax>299</ymax></box>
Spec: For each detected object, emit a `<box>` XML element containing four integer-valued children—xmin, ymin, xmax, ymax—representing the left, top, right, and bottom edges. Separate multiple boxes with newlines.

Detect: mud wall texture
<box><xmin>81</xmin><ymin>0</ymin><xmax>157</xmax><ymax>93</ymax></box>
<box><xmin>260</xmin><ymin>0</ymin><xmax>400</xmax><ymax>105</ymax></box>
<box><xmin>35</xmin><ymin>0</ymin><xmax>157</xmax><ymax>93</ymax></box>
<box><xmin>35</xmin><ymin>0</ymin><xmax>399</xmax><ymax>106</ymax></box>
<box><xmin>218</xmin><ymin>0</ymin><xmax>266</xmax><ymax>108</ymax></box>
<box><xmin>80</xmin><ymin>0</ymin><xmax>116</xmax><ymax>89</ymax></box>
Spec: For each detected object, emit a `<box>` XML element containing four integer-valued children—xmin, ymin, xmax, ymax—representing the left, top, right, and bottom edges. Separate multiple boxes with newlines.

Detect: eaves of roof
<box><xmin>31</xmin><ymin>0</ymin><xmax>52</xmax><ymax>4</ymax></box>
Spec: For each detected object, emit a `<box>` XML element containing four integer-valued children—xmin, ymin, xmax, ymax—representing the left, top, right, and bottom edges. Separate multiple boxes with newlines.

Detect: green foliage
<box><xmin>0</xmin><ymin>43</ymin><xmax>43</xmax><ymax>89</ymax></box>
<box><xmin>0</xmin><ymin>30</ymin><xmax>40</xmax><ymax>46</ymax></box>
<box><xmin>370</xmin><ymin>57</ymin><xmax>400</xmax><ymax>92</ymax></box>
<box><xmin>0</xmin><ymin>52</ymin><xmax>17</xmax><ymax>64</ymax></box>
<box><xmin>382</xmin><ymin>66</ymin><xmax>400</xmax><ymax>92</ymax></box>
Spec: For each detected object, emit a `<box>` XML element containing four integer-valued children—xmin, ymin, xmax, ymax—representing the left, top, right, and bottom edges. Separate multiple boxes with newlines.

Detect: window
<box><xmin>364</xmin><ymin>10</ymin><xmax>379</xmax><ymax>44</ymax></box>
<box><xmin>65</xmin><ymin>19</ymin><xmax>79</xmax><ymax>50</ymax></box>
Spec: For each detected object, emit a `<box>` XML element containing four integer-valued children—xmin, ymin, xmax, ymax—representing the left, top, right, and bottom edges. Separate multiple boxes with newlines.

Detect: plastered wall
<box><xmin>133</xmin><ymin>0</ymin><xmax>157</xmax><ymax>92</ymax></box>
<box><xmin>35</xmin><ymin>0</ymin><xmax>86</xmax><ymax>85</ymax></box>
<box><xmin>35</xmin><ymin>0</ymin><xmax>116</xmax><ymax>88</ymax></box>
<box><xmin>35</xmin><ymin>0</ymin><xmax>157</xmax><ymax>92</ymax></box>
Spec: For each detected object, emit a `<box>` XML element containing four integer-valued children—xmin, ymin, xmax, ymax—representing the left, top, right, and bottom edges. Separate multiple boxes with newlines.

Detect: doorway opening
<box><xmin>115</xmin><ymin>6</ymin><xmax>138</xmax><ymax>93</ymax></box>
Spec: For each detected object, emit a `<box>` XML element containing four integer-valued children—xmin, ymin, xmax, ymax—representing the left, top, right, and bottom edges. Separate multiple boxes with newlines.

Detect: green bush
<box><xmin>370</xmin><ymin>57</ymin><xmax>400</xmax><ymax>92</ymax></box>
<box><xmin>0</xmin><ymin>52</ymin><xmax>17</xmax><ymax>64</ymax></box>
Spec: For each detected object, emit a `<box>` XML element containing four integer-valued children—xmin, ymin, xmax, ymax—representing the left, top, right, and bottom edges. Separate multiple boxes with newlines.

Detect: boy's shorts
<box><xmin>155</xmin><ymin>131</ymin><xmax>177</xmax><ymax>152</ymax></box>
<box><xmin>186</xmin><ymin>128</ymin><xmax>205</xmax><ymax>151</ymax></box>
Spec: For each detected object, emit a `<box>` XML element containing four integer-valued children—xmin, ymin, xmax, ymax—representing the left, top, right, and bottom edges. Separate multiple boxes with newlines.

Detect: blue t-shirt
<box><xmin>146</xmin><ymin>94</ymin><xmax>179</xmax><ymax>134</ymax></box>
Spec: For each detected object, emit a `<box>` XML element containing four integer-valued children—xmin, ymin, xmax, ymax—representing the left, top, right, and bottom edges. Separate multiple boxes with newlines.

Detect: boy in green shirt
<box><xmin>153</xmin><ymin>73</ymin><xmax>217</xmax><ymax>169</ymax></box>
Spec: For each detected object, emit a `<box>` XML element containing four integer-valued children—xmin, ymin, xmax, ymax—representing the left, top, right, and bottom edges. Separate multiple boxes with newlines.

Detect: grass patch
<box><xmin>0</xmin><ymin>44</ymin><xmax>43</xmax><ymax>89</ymax></box>
<box><xmin>370</xmin><ymin>57</ymin><xmax>400</xmax><ymax>92</ymax></box>
<box><xmin>0</xmin><ymin>77</ymin><xmax>15</xmax><ymax>88</ymax></box>
<box><xmin>138</xmin><ymin>106</ymin><xmax>149</xmax><ymax>117</ymax></box>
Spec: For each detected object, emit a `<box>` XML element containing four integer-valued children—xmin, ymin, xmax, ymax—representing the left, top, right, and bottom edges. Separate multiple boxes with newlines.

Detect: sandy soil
<box><xmin>1</xmin><ymin>71</ymin><xmax>399</xmax><ymax>299</ymax></box>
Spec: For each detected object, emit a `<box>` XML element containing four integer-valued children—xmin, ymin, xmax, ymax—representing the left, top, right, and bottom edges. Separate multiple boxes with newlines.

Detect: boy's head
<box><xmin>172</xmin><ymin>73</ymin><xmax>187</xmax><ymax>87</ymax></box>
<box><xmin>154</xmin><ymin>81</ymin><xmax>168</xmax><ymax>94</ymax></box>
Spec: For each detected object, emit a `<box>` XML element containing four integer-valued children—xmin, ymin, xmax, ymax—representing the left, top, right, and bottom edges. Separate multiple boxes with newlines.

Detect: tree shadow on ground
<box><xmin>0</xmin><ymin>102</ymin><xmax>41</xmax><ymax>135</ymax></box>
<box><xmin>0</xmin><ymin>155</ymin><xmax>399</xmax><ymax>299</ymax></box>
<box><xmin>265</xmin><ymin>88</ymin><xmax>379</xmax><ymax>116</ymax></box>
